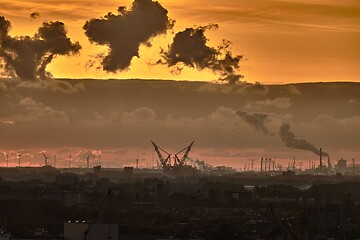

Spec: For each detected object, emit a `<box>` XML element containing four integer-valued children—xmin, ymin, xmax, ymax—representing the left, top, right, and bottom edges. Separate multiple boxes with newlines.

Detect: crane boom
<box><xmin>281</xmin><ymin>217</ymin><xmax>304</xmax><ymax>240</ymax></box>
<box><xmin>174</xmin><ymin>141</ymin><xmax>194</xmax><ymax>166</ymax></box>
<box><xmin>151</xmin><ymin>141</ymin><xmax>171</xmax><ymax>168</ymax></box>
<box><xmin>83</xmin><ymin>189</ymin><xmax>113</xmax><ymax>240</ymax></box>
<box><xmin>96</xmin><ymin>189</ymin><xmax>112</xmax><ymax>223</ymax></box>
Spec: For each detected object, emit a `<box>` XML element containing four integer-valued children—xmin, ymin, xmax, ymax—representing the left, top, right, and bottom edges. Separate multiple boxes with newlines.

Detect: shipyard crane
<box><xmin>42</xmin><ymin>152</ymin><xmax>49</xmax><ymax>166</ymax></box>
<box><xmin>151</xmin><ymin>141</ymin><xmax>171</xmax><ymax>168</ymax></box>
<box><xmin>281</xmin><ymin>217</ymin><xmax>304</xmax><ymax>240</ymax></box>
<box><xmin>174</xmin><ymin>141</ymin><xmax>195</xmax><ymax>166</ymax></box>
<box><xmin>96</xmin><ymin>189</ymin><xmax>113</xmax><ymax>224</ymax></box>
<box><xmin>83</xmin><ymin>189</ymin><xmax>114</xmax><ymax>240</ymax></box>
<box><xmin>268</xmin><ymin>204</ymin><xmax>304</xmax><ymax>240</ymax></box>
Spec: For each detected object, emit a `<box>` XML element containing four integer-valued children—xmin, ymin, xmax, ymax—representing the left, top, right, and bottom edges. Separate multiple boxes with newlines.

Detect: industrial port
<box><xmin>0</xmin><ymin>0</ymin><xmax>358</xmax><ymax>237</ymax></box>
<box><xmin>0</xmin><ymin>141</ymin><xmax>359</xmax><ymax>240</ymax></box>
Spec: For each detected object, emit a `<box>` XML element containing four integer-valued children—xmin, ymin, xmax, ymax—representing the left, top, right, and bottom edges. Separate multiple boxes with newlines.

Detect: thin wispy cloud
<box><xmin>168</xmin><ymin>0</ymin><xmax>360</xmax><ymax>32</ymax></box>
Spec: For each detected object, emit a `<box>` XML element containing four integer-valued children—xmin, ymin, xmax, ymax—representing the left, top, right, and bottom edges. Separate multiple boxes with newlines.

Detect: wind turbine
<box><xmin>42</xmin><ymin>152</ymin><xmax>49</xmax><ymax>166</ymax></box>
<box><xmin>86</xmin><ymin>153</ymin><xmax>92</xmax><ymax>169</ymax></box>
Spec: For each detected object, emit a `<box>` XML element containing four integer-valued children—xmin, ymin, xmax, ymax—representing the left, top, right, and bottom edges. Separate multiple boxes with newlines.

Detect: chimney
<box><xmin>269</xmin><ymin>158</ymin><xmax>272</xmax><ymax>171</ymax></box>
<box><xmin>265</xmin><ymin>158</ymin><xmax>268</xmax><ymax>171</ymax></box>
<box><xmin>320</xmin><ymin>148</ymin><xmax>323</xmax><ymax>173</ymax></box>
<box><xmin>261</xmin><ymin>158</ymin><xmax>263</xmax><ymax>172</ymax></box>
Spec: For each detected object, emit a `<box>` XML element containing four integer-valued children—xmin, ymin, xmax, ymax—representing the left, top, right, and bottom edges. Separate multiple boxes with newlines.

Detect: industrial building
<box><xmin>64</xmin><ymin>222</ymin><xmax>118</xmax><ymax>240</ymax></box>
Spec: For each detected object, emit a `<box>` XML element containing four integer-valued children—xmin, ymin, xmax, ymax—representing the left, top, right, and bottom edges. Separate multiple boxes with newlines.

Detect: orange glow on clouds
<box><xmin>0</xmin><ymin>0</ymin><xmax>359</xmax><ymax>83</ymax></box>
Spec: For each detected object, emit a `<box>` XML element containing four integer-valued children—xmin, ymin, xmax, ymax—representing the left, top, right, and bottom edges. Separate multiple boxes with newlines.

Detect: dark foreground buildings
<box><xmin>0</xmin><ymin>166</ymin><xmax>360</xmax><ymax>239</ymax></box>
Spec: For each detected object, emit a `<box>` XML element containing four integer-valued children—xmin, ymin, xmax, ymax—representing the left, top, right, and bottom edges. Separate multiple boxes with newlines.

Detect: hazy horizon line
<box><xmin>1</xmin><ymin>77</ymin><xmax>359</xmax><ymax>85</ymax></box>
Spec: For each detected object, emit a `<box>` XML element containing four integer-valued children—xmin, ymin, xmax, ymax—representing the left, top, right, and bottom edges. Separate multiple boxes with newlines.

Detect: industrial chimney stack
<box><xmin>320</xmin><ymin>148</ymin><xmax>323</xmax><ymax>173</ymax></box>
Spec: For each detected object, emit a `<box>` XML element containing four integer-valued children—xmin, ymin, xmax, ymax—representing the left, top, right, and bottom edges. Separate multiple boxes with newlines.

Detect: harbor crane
<box><xmin>83</xmin><ymin>188</ymin><xmax>115</xmax><ymax>240</ymax></box>
<box><xmin>151</xmin><ymin>141</ymin><xmax>171</xmax><ymax>168</ymax></box>
<box><xmin>268</xmin><ymin>203</ymin><xmax>304</xmax><ymax>240</ymax></box>
<box><xmin>174</xmin><ymin>141</ymin><xmax>194</xmax><ymax>166</ymax></box>
<box><xmin>151</xmin><ymin>141</ymin><xmax>195</xmax><ymax>168</ymax></box>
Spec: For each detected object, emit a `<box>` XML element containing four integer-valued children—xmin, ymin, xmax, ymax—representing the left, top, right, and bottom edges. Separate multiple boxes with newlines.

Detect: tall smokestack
<box><xmin>265</xmin><ymin>158</ymin><xmax>268</xmax><ymax>171</ymax></box>
<box><xmin>328</xmin><ymin>156</ymin><xmax>331</xmax><ymax>175</ymax></box>
<box><xmin>353</xmin><ymin>158</ymin><xmax>356</xmax><ymax>175</ymax></box>
<box><xmin>268</xmin><ymin>158</ymin><xmax>271</xmax><ymax>171</ymax></box>
<box><xmin>320</xmin><ymin>148</ymin><xmax>323</xmax><ymax>173</ymax></box>
<box><xmin>261</xmin><ymin>158</ymin><xmax>263</xmax><ymax>172</ymax></box>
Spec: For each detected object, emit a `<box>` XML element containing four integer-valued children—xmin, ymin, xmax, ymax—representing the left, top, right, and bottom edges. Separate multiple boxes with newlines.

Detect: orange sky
<box><xmin>0</xmin><ymin>0</ymin><xmax>359</xmax><ymax>83</ymax></box>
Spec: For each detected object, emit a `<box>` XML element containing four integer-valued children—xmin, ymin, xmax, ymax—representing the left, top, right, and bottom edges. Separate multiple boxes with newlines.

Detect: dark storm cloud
<box><xmin>236</xmin><ymin>110</ymin><xmax>273</xmax><ymax>135</ymax></box>
<box><xmin>83</xmin><ymin>0</ymin><xmax>174</xmax><ymax>72</ymax></box>
<box><xmin>279</xmin><ymin>123</ymin><xmax>329</xmax><ymax>157</ymax></box>
<box><xmin>159</xmin><ymin>25</ymin><xmax>243</xmax><ymax>84</ymax></box>
<box><xmin>0</xmin><ymin>16</ymin><xmax>81</xmax><ymax>80</ymax></box>
<box><xmin>30</xmin><ymin>12</ymin><xmax>40</xmax><ymax>19</ymax></box>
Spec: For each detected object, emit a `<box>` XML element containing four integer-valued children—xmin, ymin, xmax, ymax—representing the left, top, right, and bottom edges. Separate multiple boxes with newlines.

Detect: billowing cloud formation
<box><xmin>14</xmin><ymin>97</ymin><xmax>71</xmax><ymax>126</ymax></box>
<box><xmin>122</xmin><ymin>107</ymin><xmax>156</xmax><ymax>125</ymax></box>
<box><xmin>244</xmin><ymin>98</ymin><xmax>292</xmax><ymax>110</ymax></box>
<box><xmin>0</xmin><ymin>16</ymin><xmax>81</xmax><ymax>80</ymax></box>
<box><xmin>279</xmin><ymin>123</ymin><xmax>329</xmax><ymax>157</ymax></box>
<box><xmin>236</xmin><ymin>110</ymin><xmax>273</xmax><ymax>135</ymax></box>
<box><xmin>159</xmin><ymin>25</ymin><xmax>243</xmax><ymax>84</ymax></box>
<box><xmin>83</xmin><ymin>0</ymin><xmax>174</xmax><ymax>72</ymax></box>
<box><xmin>17</xmin><ymin>79</ymin><xmax>84</xmax><ymax>94</ymax></box>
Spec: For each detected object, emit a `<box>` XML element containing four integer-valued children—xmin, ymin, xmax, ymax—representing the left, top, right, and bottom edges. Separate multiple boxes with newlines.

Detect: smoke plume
<box><xmin>237</xmin><ymin>109</ymin><xmax>328</xmax><ymax>157</ymax></box>
<box><xmin>236</xmin><ymin>110</ymin><xmax>273</xmax><ymax>135</ymax></box>
<box><xmin>83</xmin><ymin>0</ymin><xmax>174</xmax><ymax>72</ymax></box>
<box><xmin>187</xmin><ymin>157</ymin><xmax>214</xmax><ymax>172</ymax></box>
<box><xmin>159</xmin><ymin>25</ymin><xmax>243</xmax><ymax>84</ymax></box>
<box><xmin>279</xmin><ymin>123</ymin><xmax>329</xmax><ymax>157</ymax></box>
<box><xmin>0</xmin><ymin>16</ymin><xmax>81</xmax><ymax>80</ymax></box>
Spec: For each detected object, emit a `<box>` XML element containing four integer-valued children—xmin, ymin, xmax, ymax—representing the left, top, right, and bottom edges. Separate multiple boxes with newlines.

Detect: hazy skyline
<box><xmin>1</xmin><ymin>80</ymin><xmax>359</xmax><ymax>168</ymax></box>
<box><xmin>0</xmin><ymin>0</ymin><xmax>359</xmax><ymax>169</ymax></box>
